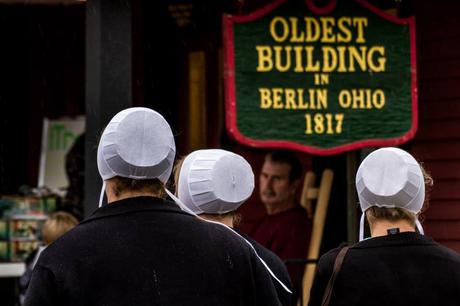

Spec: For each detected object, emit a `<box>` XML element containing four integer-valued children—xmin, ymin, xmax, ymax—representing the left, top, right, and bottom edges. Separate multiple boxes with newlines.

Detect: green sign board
<box><xmin>223</xmin><ymin>0</ymin><xmax>417</xmax><ymax>155</ymax></box>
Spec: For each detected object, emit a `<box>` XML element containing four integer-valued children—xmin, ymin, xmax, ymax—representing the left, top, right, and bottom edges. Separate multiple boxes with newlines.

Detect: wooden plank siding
<box><xmin>411</xmin><ymin>1</ymin><xmax>460</xmax><ymax>252</ymax></box>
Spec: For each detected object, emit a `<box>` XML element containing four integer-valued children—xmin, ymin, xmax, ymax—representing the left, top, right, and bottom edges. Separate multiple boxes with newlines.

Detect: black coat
<box><xmin>308</xmin><ymin>232</ymin><xmax>460</xmax><ymax>306</ymax></box>
<box><xmin>25</xmin><ymin>197</ymin><xmax>281</xmax><ymax>306</ymax></box>
<box><xmin>242</xmin><ymin>233</ymin><xmax>293</xmax><ymax>306</ymax></box>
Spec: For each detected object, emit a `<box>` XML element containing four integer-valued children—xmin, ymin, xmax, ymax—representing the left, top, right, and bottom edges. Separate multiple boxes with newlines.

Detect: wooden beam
<box><xmin>300</xmin><ymin>169</ymin><xmax>334</xmax><ymax>306</ymax></box>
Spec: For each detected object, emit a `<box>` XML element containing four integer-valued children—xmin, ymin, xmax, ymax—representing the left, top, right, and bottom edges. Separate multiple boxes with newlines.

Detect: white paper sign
<box><xmin>38</xmin><ymin>117</ymin><xmax>85</xmax><ymax>192</ymax></box>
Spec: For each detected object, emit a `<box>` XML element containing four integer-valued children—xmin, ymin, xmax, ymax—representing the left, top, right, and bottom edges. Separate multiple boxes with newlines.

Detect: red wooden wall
<box><xmin>411</xmin><ymin>1</ymin><xmax>460</xmax><ymax>252</ymax></box>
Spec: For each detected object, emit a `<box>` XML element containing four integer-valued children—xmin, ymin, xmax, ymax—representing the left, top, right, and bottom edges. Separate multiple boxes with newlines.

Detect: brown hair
<box><xmin>366</xmin><ymin>207</ymin><xmax>416</xmax><ymax>226</ymax></box>
<box><xmin>172</xmin><ymin>155</ymin><xmax>186</xmax><ymax>194</ymax></box>
<box><xmin>43</xmin><ymin>211</ymin><xmax>78</xmax><ymax>245</ymax></box>
<box><xmin>200</xmin><ymin>211</ymin><xmax>242</xmax><ymax>227</ymax></box>
<box><xmin>109</xmin><ymin>176</ymin><xmax>165</xmax><ymax>198</ymax></box>
<box><xmin>416</xmin><ymin>162</ymin><xmax>433</xmax><ymax>222</ymax></box>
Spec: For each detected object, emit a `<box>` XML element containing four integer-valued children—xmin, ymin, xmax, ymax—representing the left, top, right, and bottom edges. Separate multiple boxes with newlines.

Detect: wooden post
<box><xmin>300</xmin><ymin>169</ymin><xmax>334</xmax><ymax>306</ymax></box>
<box><xmin>188</xmin><ymin>51</ymin><xmax>207</xmax><ymax>151</ymax></box>
<box><xmin>84</xmin><ymin>0</ymin><xmax>133</xmax><ymax>216</ymax></box>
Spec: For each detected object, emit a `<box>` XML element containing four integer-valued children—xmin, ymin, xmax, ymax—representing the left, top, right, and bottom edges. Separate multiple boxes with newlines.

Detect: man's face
<box><xmin>259</xmin><ymin>159</ymin><xmax>297</xmax><ymax>211</ymax></box>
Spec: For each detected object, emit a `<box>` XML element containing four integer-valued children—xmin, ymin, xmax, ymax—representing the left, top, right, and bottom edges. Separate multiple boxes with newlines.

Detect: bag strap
<box><xmin>321</xmin><ymin>246</ymin><xmax>350</xmax><ymax>306</ymax></box>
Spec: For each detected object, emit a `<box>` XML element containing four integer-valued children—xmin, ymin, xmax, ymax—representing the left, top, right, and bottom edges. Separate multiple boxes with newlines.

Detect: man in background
<box><xmin>252</xmin><ymin>150</ymin><xmax>312</xmax><ymax>302</ymax></box>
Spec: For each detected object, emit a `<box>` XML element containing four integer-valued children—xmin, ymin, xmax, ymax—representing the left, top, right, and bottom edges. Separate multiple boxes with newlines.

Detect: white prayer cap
<box><xmin>356</xmin><ymin>147</ymin><xmax>425</xmax><ymax>214</ymax></box>
<box><xmin>97</xmin><ymin>107</ymin><xmax>175</xmax><ymax>183</ymax></box>
<box><xmin>177</xmin><ymin>149</ymin><xmax>254</xmax><ymax>214</ymax></box>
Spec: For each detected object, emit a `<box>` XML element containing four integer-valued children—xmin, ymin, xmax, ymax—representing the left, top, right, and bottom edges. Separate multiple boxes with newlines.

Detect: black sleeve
<box><xmin>19</xmin><ymin>249</ymin><xmax>40</xmax><ymax>293</ymax></box>
<box><xmin>307</xmin><ymin>248</ymin><xmax>339</xmax><ymax>306</ymax></box>
<box><xmin>23</xmin><ymin>265</ymin><xmax>60</xmax><ymax>306</ymax></box>
<box><xmin>251</xmin><ymin>252</ymin><xmax>283</xmax><ymax>306</ymax></box>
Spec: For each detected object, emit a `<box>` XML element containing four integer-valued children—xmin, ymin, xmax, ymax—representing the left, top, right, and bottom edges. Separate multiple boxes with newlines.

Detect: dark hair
<box><xmin>265</xmin><ymin>150</ymin><xmax>302</xmax><ymax>181</ymax></box>
<box><xmin>110</xmin><ymin>177</ymin><xmax>165</xmax><ymax>197</ymax></box>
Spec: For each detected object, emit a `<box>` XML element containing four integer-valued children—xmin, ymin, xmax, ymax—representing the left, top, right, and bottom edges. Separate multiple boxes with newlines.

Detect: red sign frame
<box><xmin>223</xmin><ymin>0</ymin><xmax>418</xmax><ymax>155</ymax></box>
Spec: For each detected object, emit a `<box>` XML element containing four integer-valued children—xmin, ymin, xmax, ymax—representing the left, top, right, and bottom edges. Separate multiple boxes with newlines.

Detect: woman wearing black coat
<box><xmin>308</xmin><ymin>147</ymin><xmax>460</xmax><ymax>306</ymax></box>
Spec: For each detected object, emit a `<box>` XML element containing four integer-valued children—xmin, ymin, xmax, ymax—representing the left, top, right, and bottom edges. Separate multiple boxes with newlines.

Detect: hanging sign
<box><xmin>223</xmin><ymin>0</ymin><xmax>417</xmax><ymax>155</ymax></box>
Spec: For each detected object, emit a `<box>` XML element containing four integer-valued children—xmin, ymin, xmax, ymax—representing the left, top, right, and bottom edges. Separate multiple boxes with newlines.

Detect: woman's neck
<box><xmin>369</xmin><ymin>219</ymin><xmax>415</xmax><ymax>237</ymax></box>
<box><xmin>108</xmin><ymin>190</ymin><xmax>161</xmax><ymax>203</ymax></box>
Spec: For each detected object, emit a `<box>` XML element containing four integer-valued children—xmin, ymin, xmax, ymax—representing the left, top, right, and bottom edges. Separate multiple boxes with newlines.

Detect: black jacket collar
<box><xmin>82</xmin><ymin>196</ymin><xmax>190</xmax><ymax>224</ymax></box>
<box><xmin>354</xmin><ymin>232</ymin><xmax>436</xmax><ymax>249</ymax></box>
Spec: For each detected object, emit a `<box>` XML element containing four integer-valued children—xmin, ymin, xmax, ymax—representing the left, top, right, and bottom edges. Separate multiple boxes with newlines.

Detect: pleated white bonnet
<box><xmin>356</xmin><ymin>147</ymin><xmax>425</xmax><ymax>240</ymax></box>
<box><xmin>97</xmin><ymin>107</ymin><xmax>176</xmax><ymax>183</ymax></box>
<box><xmin>167</xmin><ymin>149</ymin><xmax>292</xmax><ymax>294</ymax></box>
<box><xmin>177</xmin><ymin>149</ymin><xmax>254</xmax><ymax>214</ymax></box>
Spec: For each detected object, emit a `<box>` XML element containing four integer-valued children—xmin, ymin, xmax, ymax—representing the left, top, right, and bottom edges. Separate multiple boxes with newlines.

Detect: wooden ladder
<box><xmin>298</xmin><ymin>169</ymin><xmax>334</xmax><ymax>306</ymax></box>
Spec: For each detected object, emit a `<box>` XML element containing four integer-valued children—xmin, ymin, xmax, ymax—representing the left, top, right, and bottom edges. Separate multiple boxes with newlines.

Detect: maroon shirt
<box><xmin>252</xmin><ymin>206</ymin><xmax>312</xmax><ymax>295</ymax></box>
